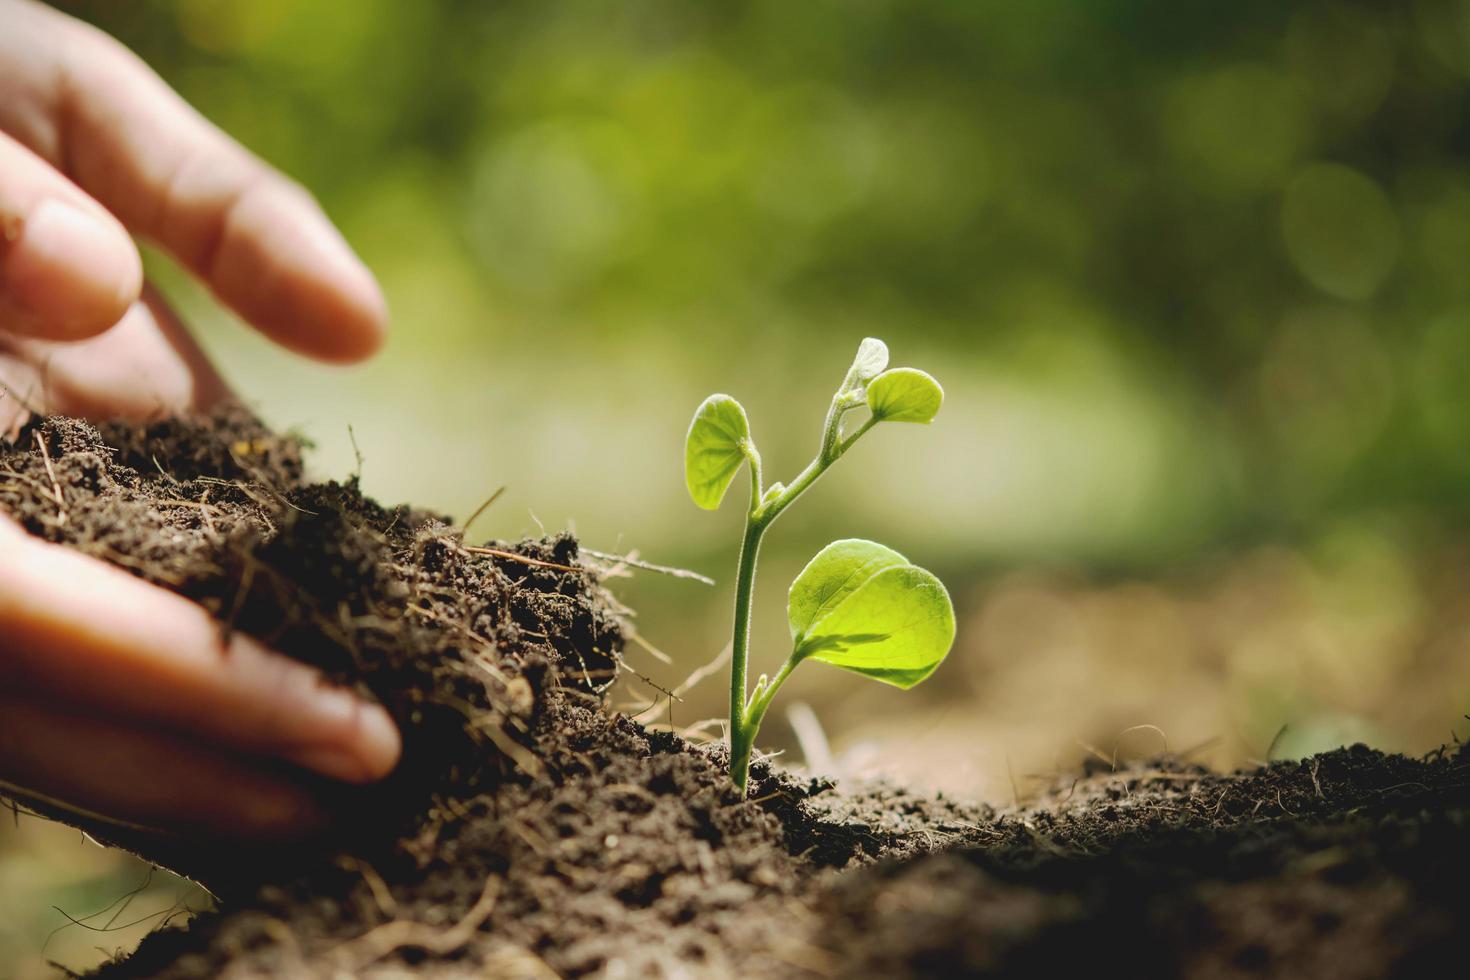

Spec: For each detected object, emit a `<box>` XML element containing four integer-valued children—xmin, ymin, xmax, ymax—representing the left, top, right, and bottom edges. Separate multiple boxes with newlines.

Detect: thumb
<box><xmin>1</xmin><ymin>129</ymin><xmax>141</xmax><ymax>340</ymax></box>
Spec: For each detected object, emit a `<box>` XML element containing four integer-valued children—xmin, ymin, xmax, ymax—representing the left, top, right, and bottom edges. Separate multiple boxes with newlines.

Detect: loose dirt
<box><xmin>2</xmin><ymin>410</ymin><xmax>1466</xmax><ymax>979</ymax></box>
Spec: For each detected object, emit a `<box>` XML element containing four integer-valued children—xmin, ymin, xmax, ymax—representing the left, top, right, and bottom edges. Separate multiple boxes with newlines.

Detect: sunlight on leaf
<box><xmin>685</xmin><ymin>394</ymin><xmax>753</xmax><ymax>510</ymax></box>
<box><xmin>789</xmin><ymin>538</ymin><xmax>908</xmax><ymax>644</ymax></box>
<box><xmin>797</xmin><ymin>562</ymin><xmax>955</xmax><ymax>689</ymax></box>
<box><xmin>867</xmin><ymin>367</ymin><xmax>944</xmax><ymax>423</ymax></box>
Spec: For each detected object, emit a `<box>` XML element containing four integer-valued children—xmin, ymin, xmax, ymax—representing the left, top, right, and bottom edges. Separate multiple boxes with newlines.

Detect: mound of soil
<box><xmin>2</xmin><ymin>410</ymin><xmax>1467</xmax><ymax>979</ymax></box>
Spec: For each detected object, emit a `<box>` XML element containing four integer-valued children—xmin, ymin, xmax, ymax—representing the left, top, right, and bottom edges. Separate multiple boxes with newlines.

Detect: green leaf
<box><xmin>866</xmin><ymin>368</ymin><xmax>944</xmax><ymax>423</ymax></box>
<box><xmin>797</xmin><ymin>563</ymin><xmax>955</xmax><ymax>689</ymax></box>
<box><xmin>846</xmin><ymin>337</ymin><xmax>890</xmax><ymax>390</ymax></box>
<box><xmin>788</xmin><ymin>539</ymin><xmax>909</xmax><ymax>644</ymax></box>
<box><xmin>685</xmin><ymin>394</ymin><xmax>753</xmax><ymax>510</ymax></box>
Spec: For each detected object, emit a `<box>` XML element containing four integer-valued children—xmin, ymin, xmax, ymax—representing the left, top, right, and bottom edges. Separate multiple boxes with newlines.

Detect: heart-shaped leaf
<box><xmin>796</xmin><ymin>561</ymin><xmax>955</xmax><ymax>689</ymax></box>
<box><xmin>685</xmin><ymin>394</ymin><xmax>753</xmax><ymax>510</ymax></box>
<box><xmin>789</xmin><ymin>539</ymin><xmax>908</xmax><ymax>645</ymax></box>
<box><xmin>866</xmin><ymin>368</ymin><xmax>944</xmax><ymax>423</ymax></box>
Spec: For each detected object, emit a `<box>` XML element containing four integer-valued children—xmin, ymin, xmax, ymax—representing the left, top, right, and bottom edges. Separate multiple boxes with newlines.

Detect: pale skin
<box><xmin>0</xmin><ymin>0</ymin><xmax>401</xmax><ymax>837</ymax></box>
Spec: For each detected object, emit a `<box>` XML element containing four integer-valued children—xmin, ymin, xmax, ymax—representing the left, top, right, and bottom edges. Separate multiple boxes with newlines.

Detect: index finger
<box><xmin>0</xmin><ymin>0</ymin><xmax>387</xmax><ymax>362</ymax></box>
<box><xmin>0</xmin><ymin>517</ymin><xmax>402</xmax><ymax>784</ymax></box>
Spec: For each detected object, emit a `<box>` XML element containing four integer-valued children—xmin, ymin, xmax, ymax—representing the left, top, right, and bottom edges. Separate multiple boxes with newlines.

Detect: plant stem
<box><xmin>728</xmin><ymin>512</ymin><xmax>767</xmax><ymax>795</ymax></box>
<box><xmin>728</xmin><ymin>392</ymin><xmax>871</xmax><ymax>794</ymax></box>
<box><xmin>745</xmin><ymin>653</ymin><xmax>801</xmax><ymax>726</ymax></box>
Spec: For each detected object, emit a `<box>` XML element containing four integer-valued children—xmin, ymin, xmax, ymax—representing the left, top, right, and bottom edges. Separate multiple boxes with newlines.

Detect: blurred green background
<box><xmin>8</xmin><ymin>0</ymin><xmax>1470</xmax><ymax>975</ymax></box>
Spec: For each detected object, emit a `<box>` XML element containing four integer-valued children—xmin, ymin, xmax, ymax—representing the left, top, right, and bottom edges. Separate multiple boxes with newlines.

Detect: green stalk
<box><xmin>727</xmin><ymin>391</ymin><xmax>871</xmax><ymax>794</ymax></box>
<box><xmin>727</xmin><ymin>513</ymin><xmax>767</xmax><ymax>793</ymax></box>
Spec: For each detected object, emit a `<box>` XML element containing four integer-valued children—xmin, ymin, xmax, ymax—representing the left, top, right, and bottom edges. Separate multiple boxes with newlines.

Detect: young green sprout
<box><xmin>684</xmin><ymin>338</ymin><xmax>956</xmax><ymax>794</ymax></box>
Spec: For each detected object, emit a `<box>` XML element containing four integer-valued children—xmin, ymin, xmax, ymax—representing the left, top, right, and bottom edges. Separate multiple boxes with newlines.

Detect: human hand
<box><xmin>0</xmin><ymin>517</ymin><xmax>402</xmax><ymax>838</ymax></box>
<box><xmin>0</xmin><ymin>0</ymin><xmax>399</xmax><ymax>838</ymax></box>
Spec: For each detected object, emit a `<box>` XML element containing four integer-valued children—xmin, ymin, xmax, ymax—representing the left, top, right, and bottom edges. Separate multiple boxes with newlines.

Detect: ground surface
<box><xmin>2</xmin><ymin>411</ymin><xmax>1467</xmax><ymax>979</ymax></box>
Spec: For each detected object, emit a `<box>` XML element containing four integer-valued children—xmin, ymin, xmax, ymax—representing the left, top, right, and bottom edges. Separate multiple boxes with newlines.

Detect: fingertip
<box><xmin>357</xmin><ymin>701</ymin><xmax>403</xmax><ymax>780</ymax></box>
<box><xmin>1</xmin><ymin>198</ymin><xmax>141</xmax><ymax>340</ymax></box>
<box><xmin>274</xmin><ymin>192</ymin><xmax>387</xmax><ymax>363</ymax></box>
<box><xmin>286</xmin><ymin>691</ymin><xmax>401</xmax><ymax>784</ymax></box>
<box><xmin>295</xmin><ymin>249</ymin><xmax>388</xmax><ymax>365</ymax></box>
<box><xmin>211</xmin><ymin>182</ymin><xmax>388</xmax><ymax>364</ymax></box>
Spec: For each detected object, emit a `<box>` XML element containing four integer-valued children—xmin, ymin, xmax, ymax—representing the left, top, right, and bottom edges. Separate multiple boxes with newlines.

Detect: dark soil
<box><xmin>2</xmin><ymin>409</ymin><xmax>1468</xmax><ymax>979</ymax></box>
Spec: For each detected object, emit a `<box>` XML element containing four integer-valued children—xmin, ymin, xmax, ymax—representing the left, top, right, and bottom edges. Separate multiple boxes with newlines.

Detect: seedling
<box><xmin>685</xmin><ymin>338</ymin><xmax>956</xmax><ymax>794</ymax></box>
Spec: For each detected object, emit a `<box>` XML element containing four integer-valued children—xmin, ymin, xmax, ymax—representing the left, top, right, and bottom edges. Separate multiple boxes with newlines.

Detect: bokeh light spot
<box><xmin>1281</xmin><ymin>163</ymin><xmax>1400</xmax><ymax>300</ymax></box>
<box><xmin>1163</xmin><ymin>65</ymin><xmax>1307</xmax><ymax>192</ymax></box>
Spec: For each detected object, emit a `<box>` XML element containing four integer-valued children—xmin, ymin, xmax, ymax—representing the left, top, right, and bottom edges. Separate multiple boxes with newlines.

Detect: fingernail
<box><xmin>287</xmin><ymin>699</ymin><xmax>401</xmax><ymax>783</ymax></box>
<box><xmin>1</xmin><ymin>199</ymin><xmax>141</xmax><ymax>339</ymax></box>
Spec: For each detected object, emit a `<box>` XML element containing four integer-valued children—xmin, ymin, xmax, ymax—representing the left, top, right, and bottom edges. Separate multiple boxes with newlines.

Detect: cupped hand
<box><xmin>0</xmin><ymin>0</ymin><xmax>399</xmax><ymax>838</ymax></box>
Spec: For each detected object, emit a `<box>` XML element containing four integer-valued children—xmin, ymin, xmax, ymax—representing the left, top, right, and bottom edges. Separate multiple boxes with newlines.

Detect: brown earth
<box><xmin>1</xmin><ymin>410</ymin><xmax>1466</xmax><ymax>979</ymax></box>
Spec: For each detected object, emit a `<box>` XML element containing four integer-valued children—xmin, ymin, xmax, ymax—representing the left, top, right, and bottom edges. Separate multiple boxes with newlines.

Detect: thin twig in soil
<box><xmin>625</xmin><ymin>670</ymin><xmax>691</xmax><ymax>726</ymax></box>
<box><xmin>1110</xmin><ymin>723</ymin><xmax>1169</xmax><ymax>771</ymax></box>
<box><xmin>42</xmin><ymin>869</ymin><xmax>157</xmax><ymax>953</ymax></box>
<box><xmin>32</xmin><ymin>430</ymin><xmax>66</xmax><ymax>524</ymax></box>
<box><xmin>150</xmin><ymin>454</ymin><xmax>178</xmax><ymax>485</ymax></box>
<box><xmin>1276</xmin><ymin>788</ymin><xmax>1298</xmax><ymax>817</ymax></box>
<box><xmin>508</xmin><ymin>820</ymin><xmax>550</xmax><ymax>856</ymax></box>
<box><xmin>329</xmin><ymin>875</ymin><xmax>501</xmax><ymax>971</ymax></box>
<box><xmin>624</xmin><ymin>666</ymin><xmax>683</xmax><ymax>705</ymax></box>
<box><xmin>674</xmin><ymin>643</ymin><xmax>731</xmax><ymax>697</ymax></box>
<box><xmin>623</xmin><ymin>626</ymin><xmax>673</xmax><ymax>664</ymax></box>
<box><xmin>0</xmin><ymin>375</ymin><xmax>42</xmax><ymax>415</ymax></box>
<box><xmin>150</xmin><ymin>498</ymin><xmax>226</xmax><ymax>536</ymax></box>
<box><xmin>47</xmin><ymin>892</ymin><xmax>196</xmax><ymax>937</ymax></box>
<box><xmin>199</xmin><ymin>487</ymin><xmax>217</xmax><ymax>535</ymax></box>
<box><xmin>1264</xmin><ymin>722</ymin><xmax>1290</xmax><ymax>763</ymax></box>
<box><xmin>638</xmin><ymin>717</ymin><xmax>726</xmax><ymax>741</ymax></box>
<box><xmin>460</xmin><ymin>485</ymin><xmax>506</xmax><ymax>535</ymax></box>
<box><xmin>681</xmin><ymin>717</ymin><xmax>727</xmax><ymax>738</ymax></box>
<box><xmin>402</xmin><ymin>605</ymin><xmax>517</xmax><ymax>681</ymax></box>
<box><xmin>567</xmin><ymin>644</ymin><xmax>607</xmax><ymax>692</ymax></box>
<box><xmin>1075</xmin><ymin>737</ymin><xmax>1111</xmax><ymax>767</ymax></box>
<box><xmin>580</xmin><ymin>547</ymin><xmax>716</xmax><ymax>585</ymax></box>
<box><xmin>467</xmin><ymin>713</ymin><xmax>545</xmax><ymax>777</ymax></box>
<box><xmin>1376</xmin><ymin>780</ymin><xmax>1434</xmax><ymax>796</ymax></box>
<box><xmin>619</xmin><ymin>684</ymin><xmax>665</xmax><ymax>722</ymax></box>
<box><xmin>745</xmin><ymin>790</ymin><xmax>788</xmax><ymax>805</ymax></box>
<box><xmin>337</xmin><ymin>857</ymin><xmax>398</xmax><ymax>920</ymax></box>
<box><xmin>347</xmin><ymin>423</ymin><xmax>364</xmax><ymax>479</ymax></box>
<box><xmin>463</xmin><ymin>543</ymin><xmax>584</xmax><ymax>574</ymax></box>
